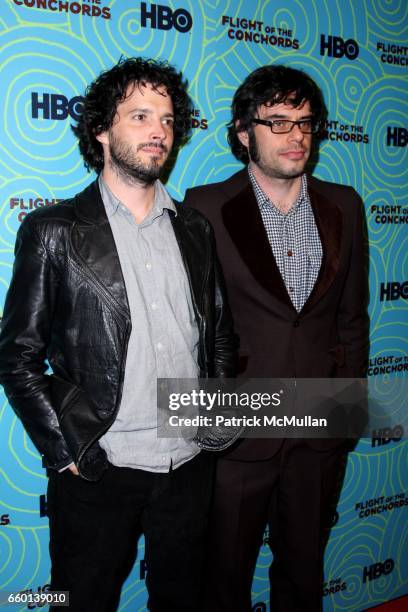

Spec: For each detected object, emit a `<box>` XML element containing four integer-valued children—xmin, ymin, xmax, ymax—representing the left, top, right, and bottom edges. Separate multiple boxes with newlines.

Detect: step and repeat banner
<box><xmin>0</xmin><ymin>0</ymin><xmax>407</xmax><ymax>610</ymax></box>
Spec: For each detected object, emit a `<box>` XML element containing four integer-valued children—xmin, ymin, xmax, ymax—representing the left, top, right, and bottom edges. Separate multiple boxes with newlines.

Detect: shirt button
<box><xmin>289</xmin><ymin>287</ymin><xmax>294</xmax><ymax>292</ymax></box>
<box><xmin>157</xmin><ymin>342</ymin><xmax>163</xmax><ymax>350</ymax></box>
<box><xmin>287</xmin><ymin>250</ymin><xmax>293</xmax><ymax>257</ymax></box>
<box><xmin>146</xmin><ymin>262</ymin><xmax>152</xmax><ymax>270</ymax></box>
<box><xmin>293</xmin><ymin>320</ymin><xmax>300</xmax><ymax>327</ymax></box>
<box><xmin>151</xmin><ymin>301</ymin><xmax>158</xmax><ymax>310</ymax></box>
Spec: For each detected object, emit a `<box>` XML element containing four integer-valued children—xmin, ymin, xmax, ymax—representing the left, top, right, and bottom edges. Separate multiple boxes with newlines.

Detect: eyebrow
<box><xmin>263</xmin><ymin>112</ymin><xmax>314</xmax><ymax>120</ymax></box>
<box><xmin>126</xmin><ymin>107</ymin><xmax>174</xmax><ymax>118</ymax></box>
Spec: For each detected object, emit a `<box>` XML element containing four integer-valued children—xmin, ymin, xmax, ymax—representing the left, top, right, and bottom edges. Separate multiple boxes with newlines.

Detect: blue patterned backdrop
<box><xmin>0</xmin><ymin>0</ymin><xmax>407</xmax><ymax>610</ymax></box>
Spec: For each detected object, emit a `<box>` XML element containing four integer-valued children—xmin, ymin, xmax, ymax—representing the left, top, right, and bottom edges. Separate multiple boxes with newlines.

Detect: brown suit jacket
<box><xmin>184</xmin><ymin>169</ymin><xmax>369</xmax><ymax>459</ymax></box>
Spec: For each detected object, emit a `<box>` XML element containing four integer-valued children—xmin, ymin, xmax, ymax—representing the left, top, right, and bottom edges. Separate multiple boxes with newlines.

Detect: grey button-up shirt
<box><xmin>249</xmin><ymin>167</ymin><xmax>323</xmax><ymax>312</ymax></box>
<box><xmin>98</xmin><ymin>177</ymin><xmax>200</xmax><ymax>472</ymax></box>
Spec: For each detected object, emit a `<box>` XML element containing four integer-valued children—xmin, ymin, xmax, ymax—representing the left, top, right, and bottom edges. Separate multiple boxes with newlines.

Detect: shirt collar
<box><xmin>98</xmin><ymin>175</ymin><xmax>177</xmax><ymax>220</ymax></box>
<box><xmin>248</xmin><ymin>165</ymin><xmax>309</xmax><ymax>214</ymax></box>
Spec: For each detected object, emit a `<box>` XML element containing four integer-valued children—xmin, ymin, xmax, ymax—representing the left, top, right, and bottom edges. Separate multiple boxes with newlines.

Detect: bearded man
<box><xmin>0</xmin><ymin>57</ymin><xmax>237</xmax><ymax>612</ymax></box>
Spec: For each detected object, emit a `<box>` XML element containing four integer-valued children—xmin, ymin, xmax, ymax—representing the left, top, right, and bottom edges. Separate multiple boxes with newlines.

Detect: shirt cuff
<box><xmin>58</xmin><ymin>462</ymin><xmax>75</xmax><ymax>473</ymax></box>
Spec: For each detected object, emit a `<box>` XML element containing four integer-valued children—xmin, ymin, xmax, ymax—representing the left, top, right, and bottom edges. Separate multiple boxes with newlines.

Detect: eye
<box><xmin>272</xmin><ymin>120</ymin><xmax>287</xmax><ymax>128</ymax></box>
<box><xmin>162</xmin><ymin>117</ymin><xmax>174</xmax><ymax>127</ymax></box>
<box><xmin>132</xmin><ymin>113</ymin><xmax>146</xmax><ymax>121</ymax></box>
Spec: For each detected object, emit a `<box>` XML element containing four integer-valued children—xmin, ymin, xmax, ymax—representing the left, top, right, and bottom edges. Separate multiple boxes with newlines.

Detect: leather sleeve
<box><xmin>0</xmin><ymin>217</ymin><xmax>72</xmax><ymax>469</ymax></box>
<box><xmin>337</xmin><ymin>192</ymin><xmax>370</xmax><ymax>377</ymax></box>
<box><xmin>209</xmin><ymin>223</ymin><xmax>239</xmax><ymax>378</ymax></box>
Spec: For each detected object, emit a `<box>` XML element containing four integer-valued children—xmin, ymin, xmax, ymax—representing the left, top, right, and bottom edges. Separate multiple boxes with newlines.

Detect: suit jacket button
<box><xmin>293</xmin><ymin>320</ymin><xmax>300</xmax><ymax>327</ymax></box>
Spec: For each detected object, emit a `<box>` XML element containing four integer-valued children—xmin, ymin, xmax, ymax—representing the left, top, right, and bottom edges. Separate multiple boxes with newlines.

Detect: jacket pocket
<box><xmin>50</xmin><ymin>374</ymin><xmax>82</xmax><ymax>422</ymax></box>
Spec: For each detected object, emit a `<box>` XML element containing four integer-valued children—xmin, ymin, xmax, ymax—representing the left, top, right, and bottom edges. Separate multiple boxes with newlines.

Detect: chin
<box><xmin>264</xmin><ymin>168</ymin><xmax>305</xmax><ymax>180</ymax></box>
<box><xmin>286</xmin><ymin>168</ymin><xmax>306</xmax><ymax>178</ymax></box>
<box><xmin>281</xmin><ymin>164</ymin><xmax>307</xmax><ymax>178</ymax></box>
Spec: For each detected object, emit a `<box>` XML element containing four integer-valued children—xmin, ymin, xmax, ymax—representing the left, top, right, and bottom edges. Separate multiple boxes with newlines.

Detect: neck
<box><xmin>101</xmin><ymin>166</ymin><xmax>156</xmax><ymax>224</ymax></box>
<box><xmin>250</xmin><ymin>163</ymin><xmax>302</xmax><ymax>214</ymax></box>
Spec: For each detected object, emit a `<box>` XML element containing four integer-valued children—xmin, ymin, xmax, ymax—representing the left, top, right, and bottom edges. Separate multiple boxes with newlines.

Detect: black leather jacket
<box><xmin>0</xmin><ymin>181</ymin><xmax>237</xmax><ymax>480</ymax></box>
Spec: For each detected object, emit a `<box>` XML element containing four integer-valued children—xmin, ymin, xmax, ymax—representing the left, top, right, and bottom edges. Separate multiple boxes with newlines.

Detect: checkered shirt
<box><xmin>248</xmin><ymin>167</ymin><xmax>323</xmax><ymax>312</ymax></box>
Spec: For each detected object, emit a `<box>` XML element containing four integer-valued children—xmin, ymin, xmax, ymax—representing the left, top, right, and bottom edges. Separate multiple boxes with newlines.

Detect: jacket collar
<box><xmin>71</xmin><ymin>180</ymin><xmax>130</xmax><ymax>320</ymax></box>
<box><xmin>71</xmin><ymin>180</ymin><xmax>205</xmax><ymax>323</ymax></box>
<box><xmin>74</xmin><ymin>179</ymin><xmax>113</xmax><ymax>225</ymax></box>
<box><xmin>221</xmin><ymin>171</ymin><xmax>343</xmax><ymax>313</ymax></box>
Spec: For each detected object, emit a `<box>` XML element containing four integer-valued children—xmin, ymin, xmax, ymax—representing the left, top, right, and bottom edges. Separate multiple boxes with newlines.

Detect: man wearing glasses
<box><xmin>184</xmin><ymin>65</ymin><xmax>369</xmax><ymax>611</ymax></box>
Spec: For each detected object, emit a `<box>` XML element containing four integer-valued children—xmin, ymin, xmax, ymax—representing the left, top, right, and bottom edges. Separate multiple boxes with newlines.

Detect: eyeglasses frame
<box><xmin>251</xmin><ymin>117</ymin><xmax>320</xmax><ymax>134</ymax></box>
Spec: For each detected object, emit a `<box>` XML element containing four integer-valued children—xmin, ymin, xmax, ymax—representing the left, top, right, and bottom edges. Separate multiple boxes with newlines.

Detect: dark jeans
<box><xmin>47</xmin><ymin>452</ymin><xmax>214</xmax><ymax>612</ymax></box>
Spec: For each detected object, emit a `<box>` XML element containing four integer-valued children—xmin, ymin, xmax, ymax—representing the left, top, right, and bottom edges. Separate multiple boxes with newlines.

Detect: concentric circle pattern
<box><xmin>1</xmin><ymin>1</ymin><xmax>407</xmax><ymax>610</ymax></box>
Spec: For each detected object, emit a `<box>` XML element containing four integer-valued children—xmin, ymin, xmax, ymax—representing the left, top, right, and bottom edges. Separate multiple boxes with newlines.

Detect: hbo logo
<box><xmin>320</xmin><ymin>34</ymin><xmax>359</xmax><ymax>60</ymax></box>
<box><xmin>141</xmin><ymin>2</ymin><xmax>193</xmax><ymax>32</ymax></box>
<box><xmin>363</xmin><ymin>558</ymin><xmax>394</xmax><ymax>583</ymax></box>
<box><xmin>387</xmin><ymin>127</ymin><xmax>408</xmax><ymax>147</ymax></box>
<box><xmin>372</xmin><ymin>425</ymin><xmax>404</xmax><ymax>447</ymax></box>
<box><xmin>31</xmin><ymin>93</ymin><xmax>84</xmax><ymax>121</ymax></box>
<box><xmin>380</xmin><ymin>281</ymin><xmax>408</xmax><ymax>301</ymax></box>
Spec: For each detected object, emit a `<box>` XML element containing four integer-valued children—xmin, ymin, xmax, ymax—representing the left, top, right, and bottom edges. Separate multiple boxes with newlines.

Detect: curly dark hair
<box><xmin>72</xmin><ymin>57</ymin><xmax>193</xmax><ymax>173</ymax></box>
<box><xmin>227</xmin><ymin>64</ymin><xmax>327</xmax><ymax>163</ymax></box>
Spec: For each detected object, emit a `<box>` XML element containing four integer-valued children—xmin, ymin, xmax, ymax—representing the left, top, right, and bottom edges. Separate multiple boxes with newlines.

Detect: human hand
<box><xmin>68</xmin><ymin>464</ymin><xmax>80</xmax><ymax>476</ymax></box>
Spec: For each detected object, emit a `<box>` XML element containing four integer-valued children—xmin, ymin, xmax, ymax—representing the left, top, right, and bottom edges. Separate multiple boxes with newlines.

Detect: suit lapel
<box><xmin>221</xmin><ymin>174</ymin><xmax>343</xmax><ymax>313</ymax></box>
<box><xmin>302</xmin><ymin>181</ymin><xmax>343</xmax><ymax>313</ymax></box>
<box><xmin>71</xmin><ymin>181</ymin><xmax>130</xmax><ymax>320</ymax></box>
<box><xmin>222</xmin><ymin>183</ymin><xmax>295</xmax><ymax>310</ymax></box>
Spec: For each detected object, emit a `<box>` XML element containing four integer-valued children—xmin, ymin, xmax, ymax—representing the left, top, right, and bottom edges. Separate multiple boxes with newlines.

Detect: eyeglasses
<box><xmin>252</xmin><ymin>118</ymin><xmax>320</xmax><ymax>134</ymax></box>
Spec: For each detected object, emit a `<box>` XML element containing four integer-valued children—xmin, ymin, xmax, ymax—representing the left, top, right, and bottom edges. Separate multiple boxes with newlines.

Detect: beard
<box><xmin>248</xmin><ymin>128</ymin><xmax>308</xmax><ymax>180</ymax></box>
<box><xmin>108</xmin><ymin>133</ymin><xmax>168</xmax><ymax>186</ymax></box>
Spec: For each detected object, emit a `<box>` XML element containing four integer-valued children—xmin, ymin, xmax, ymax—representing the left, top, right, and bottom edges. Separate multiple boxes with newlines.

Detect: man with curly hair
<box><xmin>184</xmin><ymin>64</ymin><xmax>369</xmax><ymax>612</ymax></box>
<box><xmin>0</xmin><ymin>58</ymin><xmax>237</xmax><ymax>611</ymax></box>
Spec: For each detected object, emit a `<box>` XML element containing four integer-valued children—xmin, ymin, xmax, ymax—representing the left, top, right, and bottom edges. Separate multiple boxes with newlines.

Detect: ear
<box><xmin>236</xmin><ymin>120</ymin><xmax>249</xmax><ymax>148</ymax></box>
<box><xmin>95</xmin><ymin>129</ymin><xmax>109</xmax><ymax>146</ymax></box>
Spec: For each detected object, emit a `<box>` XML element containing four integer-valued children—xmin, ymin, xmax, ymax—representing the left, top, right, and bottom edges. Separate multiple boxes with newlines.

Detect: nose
<box><xmin>150</xmin><ymin>117</ymin><xmax>167</xmax><ymax>141</ymax></box>
<box><xmin>288</xmin><ymin>122</ymin><xmax>305</xmax><ymax>142</ymax></box>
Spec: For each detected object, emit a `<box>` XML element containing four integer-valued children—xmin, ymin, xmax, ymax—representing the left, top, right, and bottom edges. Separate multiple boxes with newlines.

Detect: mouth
<box><xmin>139</xmin><ymin>143</ymin><xmax>168</xmax><ymax>155</ymax></box>
<box><xmin>280</xmin><ymin>150</ymin><xmax>306</xmax><ymax>161</ymax></box>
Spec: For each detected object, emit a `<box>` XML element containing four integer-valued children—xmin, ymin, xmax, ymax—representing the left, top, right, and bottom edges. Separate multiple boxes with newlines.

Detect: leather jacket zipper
<box><xmin>69</xmin><ymin>240</ymin><xmax>129</xmax><ymax>331</ymax></box>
